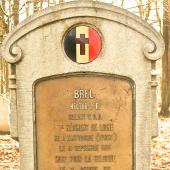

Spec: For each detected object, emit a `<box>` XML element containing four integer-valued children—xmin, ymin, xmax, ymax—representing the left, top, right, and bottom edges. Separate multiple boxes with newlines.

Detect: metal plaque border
<box><xmin>33</xmin><ymin>72</ymin><xmax>136</xmax><ymax>170</ymax></box>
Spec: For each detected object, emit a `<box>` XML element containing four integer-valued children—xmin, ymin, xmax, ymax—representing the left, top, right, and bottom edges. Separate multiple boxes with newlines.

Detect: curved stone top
<box><xmin>1</xmin><ymin>0</ymin><xmax>165</xmax><ymax>63</ymax></box>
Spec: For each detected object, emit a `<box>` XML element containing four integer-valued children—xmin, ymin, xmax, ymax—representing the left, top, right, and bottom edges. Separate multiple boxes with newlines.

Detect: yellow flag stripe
<box><xmin>76</xmin><ymin>44</ymin><xmax>89</xmax><ymax>63</ymax></box>
<box><xmin>76</xmin><ymin>26</ymin><xmax>89</xmax><ymax>63</ymax></box>
<box><xmin>76</xmin><ymin>26</ymin><xmax>88</xmax><ymax>38</ymax></box>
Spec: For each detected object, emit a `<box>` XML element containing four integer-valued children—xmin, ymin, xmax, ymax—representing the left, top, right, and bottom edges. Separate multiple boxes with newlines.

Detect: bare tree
<box><xmin>34</xmin><ymin>0</ymin><xmax>40</xmax><ymax>13</ymax></box>
<box><xmin>59</xmin><ymin>0</ymin><xmax>64</xmax><ymax>3</ymax></box>
<box><xmin>0</xmin><ymin>0</ymin><xmax>9</xmax><ymax>94</ymax></box>
<box><xmin>12</xmin><ymin>0</ymin><xmax>19</xmax><ymax>26</ymax></box>
<box><xmin>160</xmin><ymin>0</ymin><xmax>170</xmax><ymax>117</ymax></box>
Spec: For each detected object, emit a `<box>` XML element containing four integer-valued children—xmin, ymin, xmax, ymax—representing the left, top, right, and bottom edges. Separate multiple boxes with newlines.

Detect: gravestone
<box><xmin>1</xmin><ymin>1</ymin><xmax>164</xmax><ymax>170</ymax></box>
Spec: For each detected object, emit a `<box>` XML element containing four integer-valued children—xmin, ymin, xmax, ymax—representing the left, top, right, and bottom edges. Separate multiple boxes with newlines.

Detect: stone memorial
<box><xmin>1</xmin><ymin>1</ymin><xmax>165</xmax><ymax>170</ymax></box>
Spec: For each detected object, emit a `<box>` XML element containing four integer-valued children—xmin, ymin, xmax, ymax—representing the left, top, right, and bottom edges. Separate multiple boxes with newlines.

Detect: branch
<box><xmin>145</xmin><ymin>0</ymin><xmax>151</xmax><ymax>21</ymax></box>
<box><xmin>121</xmin><ymin>0</ymin><xmax>126</xmax><ymax>8</ymax></box>
<box><xmin>126</xmin><ymin>0</ymin><xmax>154</xmax><ymax>10</ymax></box>
<box><xmin>9</xmin><ymin>3</ymin><xmax>26</xmax><ymax>18</ymax></box>
<box><xmin>155</xmin><ymin>0</ymin><xmax>161</xmax><ymax>30</ymax></box>
<box><xmin>19</xmin><ymin>3</ymin><xmax>26</xmax><ymax>12</ymax></box>
<box><xmin>0</xmin><ymin>5</ymin><xmax>8</xmax><ymax>17</ymax></box>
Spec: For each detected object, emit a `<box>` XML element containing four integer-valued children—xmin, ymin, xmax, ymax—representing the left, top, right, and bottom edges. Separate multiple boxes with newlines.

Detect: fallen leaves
<box><xmin>151</xmin><ymin>118</ymin><xmax>170</xmax><ymax>170</ymax></box>
<box><xmin>0</xmin><ymin>135</ymin><xmax>19</xmax><ymax>170</ymax></box>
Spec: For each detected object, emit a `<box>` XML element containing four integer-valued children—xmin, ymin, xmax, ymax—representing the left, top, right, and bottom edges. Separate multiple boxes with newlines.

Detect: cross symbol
<box><xmin>76</xmin><ymin>34</ymin><xmax>89</xmax><ymax>55</ymax></box>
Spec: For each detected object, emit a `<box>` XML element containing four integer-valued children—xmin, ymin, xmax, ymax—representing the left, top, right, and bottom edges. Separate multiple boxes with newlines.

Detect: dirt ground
<box><xmin>0</xmin><ymin>118</ymin><xmax>170</xmax><ymax>170</ymax></box>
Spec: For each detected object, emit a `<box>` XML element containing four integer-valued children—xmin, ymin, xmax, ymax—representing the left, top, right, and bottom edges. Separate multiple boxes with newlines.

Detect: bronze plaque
<box><xmin>35</xmin><ymin>73</ymin><xmax>134</xmax><ymax>170</ymax></box>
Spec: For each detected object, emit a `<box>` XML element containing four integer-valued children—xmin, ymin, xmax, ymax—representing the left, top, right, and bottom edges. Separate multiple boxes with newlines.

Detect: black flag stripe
<box><xmin>64</xmin><ymin>28</ymin><xmax>76</xmax><ymax>62</ymax></box>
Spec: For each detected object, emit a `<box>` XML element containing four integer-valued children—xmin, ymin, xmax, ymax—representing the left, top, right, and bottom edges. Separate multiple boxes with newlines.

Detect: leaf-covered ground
<box><xmin>0</xmin><ymin>135</ymin><xmax>19</xmax><ymax>170</ymax></box>
<box><xmin>0</xmin><ymin>118</ymin><xmax>170</xmax><ymax>170</ymax></box>
<box><xmin>151</xmin><ymin>118</ymin><xmax>170</xmax><ymax>170</ymax></box>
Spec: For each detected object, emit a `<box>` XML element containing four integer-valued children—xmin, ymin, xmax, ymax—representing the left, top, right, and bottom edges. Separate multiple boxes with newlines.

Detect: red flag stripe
<box><xmin>89</xmin><ymin>28</ymin><xmax>101</xmax><ymax>62</ymax></box>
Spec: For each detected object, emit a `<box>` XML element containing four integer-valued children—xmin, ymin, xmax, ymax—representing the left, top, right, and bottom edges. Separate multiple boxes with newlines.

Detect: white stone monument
<box><xmin>1</xmin><ymin>1</ymin><xmax>165</xmax><ymax>170</ymax></box>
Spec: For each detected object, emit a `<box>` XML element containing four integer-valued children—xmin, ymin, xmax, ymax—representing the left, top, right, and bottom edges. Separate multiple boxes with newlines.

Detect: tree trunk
<box><xmin>59</xmin><ymin>0</ymin><xmax>64</xmax><ymax>3</ymax></box>
<box><xmin>0</xmin><ymin>0</ymin><xmax>9</xmax><ymax>94</ymax></box>
<box><xmin>34</xmin><ymin>1</ymin><xmax>39</xmax><ymax>13</ymax></box>
<box><xmin>0</xmin><ymin>57</ymin><xmax>2</xmax><ymax>94</ymax></box>
<box><xmin>33</xmin><ymin>0</ymin><xmax>44</xmax><ymax>13</ymax></box>
<box><xmin>160</xmin><ymin>1</ymin><xmax>170</xmax><ymax>117</ymax></box>
<box><xmin>12</xmin><ymin>0</ymin><xmax>19</xmax><ymax>26</ymax></box>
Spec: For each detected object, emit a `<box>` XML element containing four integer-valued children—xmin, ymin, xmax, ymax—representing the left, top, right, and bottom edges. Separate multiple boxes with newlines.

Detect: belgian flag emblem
<box><xmin>64</xmin><ymin>26</ymin><xmax>102</xmax><ymax>64</ymax></box>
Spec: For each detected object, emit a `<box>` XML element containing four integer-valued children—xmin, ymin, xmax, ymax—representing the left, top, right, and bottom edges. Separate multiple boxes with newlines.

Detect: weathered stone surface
<box><xmin>1</xmin><ymin>1</ymin><xmax>165</xmax><ymax>170</ymax></box>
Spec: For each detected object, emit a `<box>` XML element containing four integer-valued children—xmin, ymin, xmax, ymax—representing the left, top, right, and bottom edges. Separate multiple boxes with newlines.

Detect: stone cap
<box><xmin>1</xmin><ymin>0</ymin><xmax>164</xmax><ymax>64</ymax></box>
